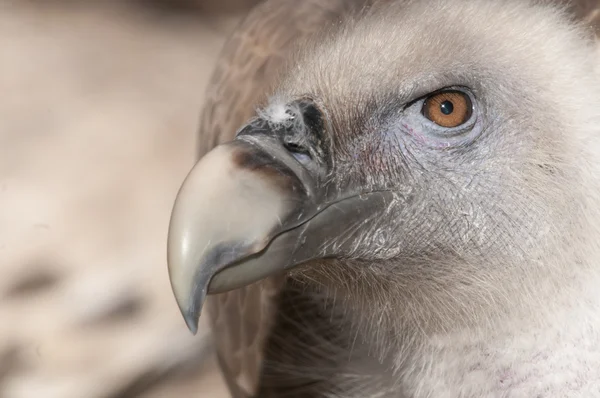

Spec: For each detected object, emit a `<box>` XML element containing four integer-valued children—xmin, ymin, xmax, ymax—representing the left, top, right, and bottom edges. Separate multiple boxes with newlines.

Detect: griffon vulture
<box><xmin>167</xmin><ymin>0</ymin><xmax>600</xmax><ymax>396</ymax></box>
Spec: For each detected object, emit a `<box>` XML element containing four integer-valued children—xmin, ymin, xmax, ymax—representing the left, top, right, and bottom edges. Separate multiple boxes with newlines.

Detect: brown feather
<box><xmin>566</xmin><ymin>0</ymin><xmax>600</xmax><ymax>34</ymax></box>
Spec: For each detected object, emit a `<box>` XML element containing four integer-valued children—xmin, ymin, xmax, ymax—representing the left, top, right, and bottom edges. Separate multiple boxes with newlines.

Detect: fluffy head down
<box><xmin>260</xmin><ymin>0</ymin><xmax>600</xmax><ymax>339</ymax></box>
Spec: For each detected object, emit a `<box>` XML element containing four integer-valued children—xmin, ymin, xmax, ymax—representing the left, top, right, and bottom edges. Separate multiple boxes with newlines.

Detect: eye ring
<box><xmin>422</xmin><ymin>90</ymin><xmax>473</xmax><ymax>128</ymax></box>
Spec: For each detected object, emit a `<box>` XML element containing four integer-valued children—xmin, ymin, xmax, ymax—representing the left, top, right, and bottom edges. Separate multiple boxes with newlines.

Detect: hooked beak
<box><xmin>168</xmin><ymin>119</ymin><xmax>391</xmax><ymax>334</ymax></box>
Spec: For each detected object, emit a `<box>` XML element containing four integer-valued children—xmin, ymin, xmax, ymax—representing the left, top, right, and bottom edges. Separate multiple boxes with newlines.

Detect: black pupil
<box><xmin>440</xmin><ymin>100</ymin><xmax>454</xmax><ymax>115</ymax></box>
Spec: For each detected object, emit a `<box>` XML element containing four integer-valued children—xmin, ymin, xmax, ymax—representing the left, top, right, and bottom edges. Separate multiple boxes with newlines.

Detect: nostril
<box><xmin>284</xmin><ymin>141</ymin><xmax>308</xmax><ymax>154</ymax></box>
<box><xmin>283</xmin><ymin>141</ymin><xmax>312</xmax><ymax>164</ymax></box>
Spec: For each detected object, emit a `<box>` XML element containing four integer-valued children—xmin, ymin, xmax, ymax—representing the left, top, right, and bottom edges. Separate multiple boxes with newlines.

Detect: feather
<box><xmin>197</xmin><ymin>1</ymin><xmax>600</xmax><ymax>397</ymax></box>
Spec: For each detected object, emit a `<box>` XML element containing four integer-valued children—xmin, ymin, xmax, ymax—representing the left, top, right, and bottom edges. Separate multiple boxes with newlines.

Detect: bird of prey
<box><xmin>167</xmin><ymin>0</ymin><xmax>600</xmax><ymax>396</ymax></box>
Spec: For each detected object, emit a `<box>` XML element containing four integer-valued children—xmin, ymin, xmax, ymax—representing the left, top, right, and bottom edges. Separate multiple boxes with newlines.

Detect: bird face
<box><xmin>168</xmin><ymin>0</ymin><xmax>600</xmax><ymax>333</ymax></box>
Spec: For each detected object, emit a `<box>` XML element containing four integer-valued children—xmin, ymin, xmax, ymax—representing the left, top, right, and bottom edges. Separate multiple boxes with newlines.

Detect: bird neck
<box><xmin>395</xmin><ymin>305</ymin><xmax>600</xmax><ymax>396</ymax></box>
<box><xmin>332</xmin><ymin>265</ymin><xmax>600</xmax><ymax>396</ymax></box>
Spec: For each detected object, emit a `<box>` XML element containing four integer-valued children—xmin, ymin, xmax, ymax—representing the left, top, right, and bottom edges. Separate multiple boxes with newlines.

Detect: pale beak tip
<box><xmin>183</xmin><ymin>309</ymin><xmax>200</xmax><ymax>335</ymax></box>
<box><xmin>174</xmin><ymin>285</ymin><xmax>207</xmax><ymax>335</ymax></box>
<box><xmin>175</xmin><ymin>291</ymin><xmax>204</xmax><ymax>335</ymax></box>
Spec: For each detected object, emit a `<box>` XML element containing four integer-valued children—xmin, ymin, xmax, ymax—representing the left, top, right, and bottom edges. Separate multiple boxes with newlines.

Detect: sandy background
<box><xmin>0</xmin><ymin>1</ymin><xmax>256</xmax><ymax>397</ymax></box>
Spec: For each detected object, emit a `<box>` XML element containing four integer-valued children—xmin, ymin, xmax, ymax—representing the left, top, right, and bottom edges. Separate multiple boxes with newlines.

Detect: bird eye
<box><xmin>422</xmin><ymin>90</ymin><xmax>473</xmax><ymax>128</ymax></box>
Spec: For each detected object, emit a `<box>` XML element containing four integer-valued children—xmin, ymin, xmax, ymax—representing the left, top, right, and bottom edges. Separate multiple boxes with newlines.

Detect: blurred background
<box><xmin>0</xmin><ymin>0</ymin><xmax>259</xmax><ymax>397</ymax></box>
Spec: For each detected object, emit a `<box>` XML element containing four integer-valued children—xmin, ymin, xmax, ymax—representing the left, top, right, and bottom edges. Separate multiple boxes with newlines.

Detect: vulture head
<box><xmin>168</xmin><ymin>0</ymin><xmax>600</xmax><ymax>386</ymax></box>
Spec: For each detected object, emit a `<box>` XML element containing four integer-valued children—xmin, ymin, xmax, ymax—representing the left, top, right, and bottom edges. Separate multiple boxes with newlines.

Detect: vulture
<box><xmin>168</xmin><ymin>0</ymin><xmax>600</xmax><ymax>396</ymax></box>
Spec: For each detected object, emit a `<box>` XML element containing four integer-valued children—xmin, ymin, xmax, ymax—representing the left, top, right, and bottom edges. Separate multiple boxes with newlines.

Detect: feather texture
<box><xmin>198</xmin><ymin>1</ymin><xmax>600</xmax><ymax>397</ymax></box>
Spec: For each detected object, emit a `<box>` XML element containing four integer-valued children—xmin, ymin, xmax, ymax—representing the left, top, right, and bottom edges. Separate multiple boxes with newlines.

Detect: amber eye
<box><xmin>422</xmin><ymin>90</ymin><xmax>473</xmax><ymax>128</ymax></box>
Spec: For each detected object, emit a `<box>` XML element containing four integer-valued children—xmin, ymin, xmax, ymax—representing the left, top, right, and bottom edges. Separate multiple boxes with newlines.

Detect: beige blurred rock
<box><xmin>141</xmin><ymin>357</ymin><xmax>230</xmax><ymax>398</ymax></box>
<box><xmin>0</xmin><ymin>1</ymin><xmax>241</xmax><ymax>397</ymax></box>
<box><xmin>146</xmin><ymin>0</ymin><xmax>261</xmax><ymax>13</ymax></box>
